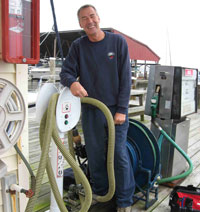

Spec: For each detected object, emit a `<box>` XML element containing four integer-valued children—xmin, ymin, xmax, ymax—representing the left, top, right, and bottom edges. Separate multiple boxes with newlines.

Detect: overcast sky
<box><xmin>40</xmin><ymin>0</ymin><xmax>200</xmax><ymax>69</ymax></box>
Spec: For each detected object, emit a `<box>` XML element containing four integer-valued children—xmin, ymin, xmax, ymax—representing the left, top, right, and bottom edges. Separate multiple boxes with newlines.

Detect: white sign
<box><xmin>9</xmin><ymin>0</ymin><xmax>23</xmax><ymax>15</ymax></box>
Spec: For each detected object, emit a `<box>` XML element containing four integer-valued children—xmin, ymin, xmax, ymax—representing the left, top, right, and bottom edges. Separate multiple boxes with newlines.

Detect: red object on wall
<box><xmin>1</xmin><ymin>0</ymin><xmax>40</xmax><ymax>64</ymax></box>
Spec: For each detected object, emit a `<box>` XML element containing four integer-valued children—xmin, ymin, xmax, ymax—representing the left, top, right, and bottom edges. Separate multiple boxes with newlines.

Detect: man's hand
<box><xmin>70</xmin><ymin>82</ymin><xmax>88</xmax><ymax>98</ymax></box>
<box><xmin>114</xmin><ymin>112</ymin><xmax>126</xmax><ymax>125</ymax></box>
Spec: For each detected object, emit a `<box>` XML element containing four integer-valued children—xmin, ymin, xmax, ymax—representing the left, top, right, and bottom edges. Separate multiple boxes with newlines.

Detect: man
<box><xmin>60</xmin><ymin>4</ymin><xmax>135</xmax><ymax>212</ymax></box>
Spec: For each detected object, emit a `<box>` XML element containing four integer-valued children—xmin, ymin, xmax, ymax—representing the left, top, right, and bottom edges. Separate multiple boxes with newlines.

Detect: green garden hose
<box><xmin>14</xmin><ymin>144</ymin><xmax>36</xmax><ymax>191</ymax></box>
<box><xmin>128</xmin><ymin>118</ymin><xmax>193</xmax><ymax>184</ymax></box>
<box><xmin>156</xmin><ymin>126</ymin><xmax>193</xmax><ymax>184</ymax></box>
<box><xmin>150</xmin><ymin>94</ymin><xmax>193</xmax><ymax>184</ymax></box>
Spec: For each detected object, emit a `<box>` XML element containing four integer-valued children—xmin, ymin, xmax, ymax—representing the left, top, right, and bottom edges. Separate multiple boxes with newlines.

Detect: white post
<box><xmin>44</xmin><ymin>86</ymin><xmax>81</xmax><ymax>212</ymax></box>
<box><xmin>50</xmin><ymin>133</ymin><xmax>64</xmax><ymax>212</ymax></box>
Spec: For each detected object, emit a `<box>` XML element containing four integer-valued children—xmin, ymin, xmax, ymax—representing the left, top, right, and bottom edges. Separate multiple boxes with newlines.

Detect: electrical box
<box><xmin>1</xmin><ymin>0</ymin><xmax>40</xmax><ymax>64</ymax></box>
<box><xmin>145</xmin><ymin>65</ymin><xmax>198</xmax><ymax>120</ymax></box>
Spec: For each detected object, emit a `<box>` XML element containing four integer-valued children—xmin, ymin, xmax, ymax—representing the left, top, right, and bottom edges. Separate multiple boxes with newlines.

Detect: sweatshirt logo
<box><xmin>108</xmin><ymin>52</ymin><xmax>115</xmax><ymax>59</ymax></box>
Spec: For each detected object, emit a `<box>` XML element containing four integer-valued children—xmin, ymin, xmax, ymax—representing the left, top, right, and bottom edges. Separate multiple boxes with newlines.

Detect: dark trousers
<box><xmin>81</xmin><ymin>105</ymin><xmax>135</xmax><ymax>207</ymax></box>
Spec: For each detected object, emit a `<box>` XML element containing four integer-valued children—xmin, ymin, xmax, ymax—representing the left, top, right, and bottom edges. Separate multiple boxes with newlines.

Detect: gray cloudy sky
<box><xmin>40</xmin><ymin>0</ymin><xmax>200</xmax><ymax>69</ymax></box>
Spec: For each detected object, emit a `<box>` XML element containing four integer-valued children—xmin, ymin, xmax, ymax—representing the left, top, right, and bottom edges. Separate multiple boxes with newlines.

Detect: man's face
<box><xmin>78</xmin><ymin>7</ymin><xmax>100</xmax><ymax>37</ymax></box>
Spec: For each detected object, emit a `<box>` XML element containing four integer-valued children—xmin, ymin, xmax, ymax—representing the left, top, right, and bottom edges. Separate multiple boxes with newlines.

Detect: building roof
<box><xmin>111</xmin><ymin>28</ymin><xmax>160</xmax><ymax>62</ymax></box>
<box><xmin>40</xmin><ymin>28</ymin><xmax>160</xmax><ymax>62</ymax></box>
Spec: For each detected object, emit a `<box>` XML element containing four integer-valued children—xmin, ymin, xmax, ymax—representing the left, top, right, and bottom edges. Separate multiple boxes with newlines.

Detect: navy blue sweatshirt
<box><xmin>60</xmin><ymin>31</ymin><xmax>131</xmax><ymax>114</ymax></box>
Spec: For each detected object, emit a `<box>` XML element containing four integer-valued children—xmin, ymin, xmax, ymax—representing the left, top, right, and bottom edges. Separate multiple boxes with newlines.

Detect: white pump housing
<box><xmin>56</xmin><ymin>87</ymin><xmax>81</xmax><ymax>132</ymax></box>
<box><xmin>35</xmin><ymin>83</ymin><xmax>81</xmax><ymax>212</ymax></box>
<box><xmin>35</xmin><ymin>83</ymin><xmax>58</xmax><ymax>123</ymax></box>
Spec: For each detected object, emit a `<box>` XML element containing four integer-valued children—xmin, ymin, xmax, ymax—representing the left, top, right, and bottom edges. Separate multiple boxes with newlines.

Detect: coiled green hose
<box><xmin>129</xmin><ymin>119</ymin><xmax>193</xmax><ymax>184</ymax></box>
<box><xmin>25</xmin><ymin>94</ymin><xmax>92</xmax><ymax>212</ymax></box>
<box><xmin>25</xmin><ymin>94</ymin><xmax>116</xmax><ymax>212</ymax></box>
<box><xmin>25</xmin><ymin>94</ymin><xmax>58</xmax><ymax>212</ymax></box>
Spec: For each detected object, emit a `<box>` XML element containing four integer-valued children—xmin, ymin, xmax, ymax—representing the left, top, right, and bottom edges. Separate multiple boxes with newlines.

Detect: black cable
<box><xmin>50</xmin><ymin>0</ymin><xmax>64</xmax><ymax>62</ymax></box>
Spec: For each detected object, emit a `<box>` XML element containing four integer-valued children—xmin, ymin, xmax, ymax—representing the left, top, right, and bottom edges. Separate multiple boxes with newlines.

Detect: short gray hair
<box><xmin>77</xmin><ymin>4</ymin><xmax>98</xmax><ymax>20</ymax></box>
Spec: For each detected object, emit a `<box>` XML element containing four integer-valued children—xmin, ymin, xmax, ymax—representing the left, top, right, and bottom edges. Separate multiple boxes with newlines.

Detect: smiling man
<box><xmin>78</xmin><ymin>5</ymin><xmax>104</xmax><ymax>42</ymax></box>
<box><xmin>60</xmin><ymin>4</ymin><xmax>135</xmax><ymax>212</ymax></box>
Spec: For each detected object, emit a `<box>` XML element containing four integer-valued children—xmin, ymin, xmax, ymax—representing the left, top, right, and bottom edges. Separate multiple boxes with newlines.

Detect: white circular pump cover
<box><xmin>35</xmin><ymin>83</ymin><xmax>58</xmax><ymax>123</ymax></box>
<box><xmin>56</xmin><ymin>87</ymin><xmax>81</xmax><ymax>133</ymax></box>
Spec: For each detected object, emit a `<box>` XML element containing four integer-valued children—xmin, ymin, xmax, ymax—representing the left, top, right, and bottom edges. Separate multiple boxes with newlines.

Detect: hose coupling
<box><xmin>23</xmin><ymin>189</ymin><xmax>34</xmax><ymax>198</ymax></box>
<box><xmin>72</xmin><ymin>128</ymin><xmax>82</xmax><ymax>144</ymax></box>
<box><xmin>72</xmin><ymin>128</ymin><xmax>87</xmax><ymax>158</ymax></box>
<box><xmin>68</xmin><ymin>184</ymin><xmax>83</xmax><ymax>200</ymax></box>
<box><xmin>9</xmin><ymin>184</ymin><xmax>34</xmax><ymax>198</ymax></box>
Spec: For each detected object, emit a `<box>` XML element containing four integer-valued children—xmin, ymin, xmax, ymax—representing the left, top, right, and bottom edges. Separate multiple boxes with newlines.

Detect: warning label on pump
<box><xmin>184</xmin><ymin>69</ymin><xmax>194</xmax><ymax>77</ymax></box>
<box><xmin>181</xmin><ymin>80</ymin><xmax>196</xmax><ymax>116</ymax></box>
<box><xmin>57</xmin><ymin>149</ymin><xmax>63</xmax><ymax>177</ymax></box>
<box><xmin>57</xmin><ymin>145</ymin><xmax>64</xmax><ymax>178</ymax></box>
<box><xmin>62</xmin><ymin>102</ymin><xmax>71</xmax><ymax>113</ymax></box>
<box><xmin>9</xmin><ymin>0</ymin><xmax>23</xmax><ymax>15</ymax></box>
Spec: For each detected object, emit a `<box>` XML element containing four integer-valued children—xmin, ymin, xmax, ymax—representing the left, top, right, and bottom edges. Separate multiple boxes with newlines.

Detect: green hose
<box><xmin>150</xmin><ymin>95</ymin><xmax>193</xmax><ymax>183</ymax></box>
<box><xmin>52</xmin><ymin>127</ymin><xmax>93</xmax><ymax>211</ymax></box>
<box><xmin>39</xmin><ymin>109</ymin><xmax>70</xmax><ymax>212</ymax></box>
<box><xmin>129</xmin><ymin>120</ymin><xmax>157</xmax><ymax>172</ymax></box>
<box><xmin>157</xmin><ymin>128</ymin><xmax>193</xmax><ymax>184</ymax></box>
<box><xmin>25</xmin><ymin>94</ymin><xmax>93</xmax><ymax>212</ymax></box>
<box><xmin>25</xmin><ymin>94</ymin><xmax>58</xmax><ymax>212</ymax></box>
<box><xmin>129</xmin><ymin>118</ymin><xmax>193</xmax><ymax>184</ymax></box>
<box><xmin>14</xmin><ymin>144</ymin><xmax>36</xmax><ymax>191</ymax></box>
<box><xmin>25</xmin><ymin>94</ymin><xmax>116</xmax><ymax>212</ymax></box>
<box><xmin>81</xmin><ymin>97</ymin><xmax>116</xmax><ymax>202</ymax></box>
<box><xmin>67</xmin><ymin>130</ymin><xmax>85</xmax><ymax>205</ymax></box>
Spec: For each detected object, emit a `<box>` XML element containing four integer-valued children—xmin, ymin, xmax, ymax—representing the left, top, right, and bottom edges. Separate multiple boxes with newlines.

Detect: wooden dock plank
<box><xmin>150</xmin><ymin>139</ymin><xmax>200</xmax><ymax>211</ymax></box>
<box><xmin>152</xmin><ymin>164</ymin><xmax>200</xmax><ymax>211</ymax></box>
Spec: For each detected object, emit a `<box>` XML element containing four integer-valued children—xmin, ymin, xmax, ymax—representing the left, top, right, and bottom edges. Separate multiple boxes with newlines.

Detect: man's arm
<box><xmin>115</xmin><ymin>37</ymin><xmax>131</xmax><ymax>124</ymax></box>
<box><xmin>60</xmin><ymin>41</ymin><xmax>88</xmax><ymax>97</ymax></box>
<box><xmin>60</xmin><ymin>42</ymin><xmax>79</xmax><ymax>87</ymax></box>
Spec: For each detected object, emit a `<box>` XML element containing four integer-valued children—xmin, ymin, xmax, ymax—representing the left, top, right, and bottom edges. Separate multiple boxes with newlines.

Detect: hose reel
<box><xmin>0</xmin><ymin>78</ymin><xmax>26</xmax><ymax>155</ymax></box>
<box><xmin>126</xmin><ymin>119</ymin><xmax>161</xmax><ymax>209</ymax></box>
<box><xmin>127</xmin><ymin>119</ymin><xmax>160</xmax><ymax>186</ymax></box>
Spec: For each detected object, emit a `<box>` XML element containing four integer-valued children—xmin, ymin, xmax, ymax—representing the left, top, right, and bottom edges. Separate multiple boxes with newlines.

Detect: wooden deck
<box><xmin>28</xmin><ymin>106</ymin><xmax>200</xmax><ymax>211</ymax></box>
